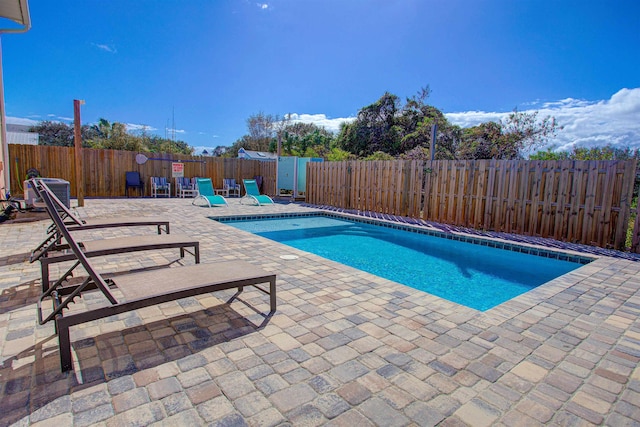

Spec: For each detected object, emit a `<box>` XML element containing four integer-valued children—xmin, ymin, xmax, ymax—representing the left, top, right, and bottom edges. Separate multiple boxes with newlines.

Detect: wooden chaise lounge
<box><xmin>29</xmin><ymin>178</ymin><xmax>170</xmax><ymax>263</ymax></box>
<box><xmin>37</xmin><ymin>185</ymin><xmax>277</xmax><ymax>372</ymax></box>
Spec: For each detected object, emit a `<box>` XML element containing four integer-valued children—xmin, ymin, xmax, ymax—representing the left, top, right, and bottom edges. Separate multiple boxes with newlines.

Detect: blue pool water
<box><xmin>221</xmin><ymin>215</ymin><xmax>584</xmax><ymax>311</ymax></box>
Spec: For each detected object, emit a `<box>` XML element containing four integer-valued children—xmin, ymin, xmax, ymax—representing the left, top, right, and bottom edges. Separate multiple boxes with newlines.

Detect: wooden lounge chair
<box><xmin>36</xmin><ymin>187</ymin><xmax>276</xmax><ymax>372</ymax></box>
<box><xmin>34</xmin><ymin>181</ymin><xmax>199</xmax><ymax>291</ymax></box>
<box><xmin>241</xmin><ymin>179</ymin><xmax>274</xmax><ymax>206</ymax></box>
<box><xmin>29</xmin><ymin>179</ymin><xmax>170</xmax><ymax>263</ymax></box>
<box><xmin>193</xmin><ymin>178</ymin><xmax>228</xmax><ymax>207</ymax></box>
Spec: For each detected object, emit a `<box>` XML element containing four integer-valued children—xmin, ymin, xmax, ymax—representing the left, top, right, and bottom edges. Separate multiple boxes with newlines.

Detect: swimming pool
<box><xmin>218</xmin><ymin>214</ymin><xmax>590</xmax><ymax>311</ymax></box>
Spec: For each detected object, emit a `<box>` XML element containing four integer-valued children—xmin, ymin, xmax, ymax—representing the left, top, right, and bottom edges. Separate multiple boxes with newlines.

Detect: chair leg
<box><xmin>57</xmin><ymin>319</ymin><xmax>72</xmax><ymax>372</ymax></box>
<box><xmin>269</xmin><ymin>277</ymin><xmax>277</xmax><ymax>313</ymax></box>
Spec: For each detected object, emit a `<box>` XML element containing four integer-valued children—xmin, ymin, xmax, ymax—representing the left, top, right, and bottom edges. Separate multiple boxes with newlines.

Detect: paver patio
<box><xmin>1</xmin><ymin>197</ymin><xmax>639</xmax><ymax>426</ymax></box>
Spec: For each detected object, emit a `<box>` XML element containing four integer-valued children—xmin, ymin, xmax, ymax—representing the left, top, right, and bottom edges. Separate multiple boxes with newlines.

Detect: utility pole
<box><xmin>74</xmin><ymin>99</ymin><xmax>85</xmax><ymax>206</ymax></box>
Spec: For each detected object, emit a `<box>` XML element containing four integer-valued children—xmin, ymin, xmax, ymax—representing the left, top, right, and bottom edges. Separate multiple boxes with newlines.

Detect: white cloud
<box><xmin>445</xmin><ymin>110</ymin><xmax>508</xmax><ymax>128</ymax></box>
<box><xmin>284</xmin><ymin>113</ymin><xmax>355</xmax><ymax>133</ymax></box>
<box><xmin>164</xmin><ymin>127</ymin><xmax>185</xmax><ymax>134</ymax></box>
<box><xmin>10</xmin><ymin>114</ymin><xmax>73</xmax><ymax>123</ymax></box>
<box><xmin>93</xmin><ymin>43</ymin><xmax>117</xmax><ymax>54</ymax></box>
<box><xmin>257</xmin><ymin>3</ymin><xmax>268</xmax><ymax>9</ymax></box>
<box><xmin>446</xmin><ymin>88</ymin><xmax>640</xmax><ymax>151</ymax></box>
<box><xmin>6</xmin><ymin>116</ymin><xmax>39</xmax><ymax>126</ymax></box>
<box><xmin>126</xmin><ymin>123</ymin><xmax>158</xmax><ymax>133</ymax></box>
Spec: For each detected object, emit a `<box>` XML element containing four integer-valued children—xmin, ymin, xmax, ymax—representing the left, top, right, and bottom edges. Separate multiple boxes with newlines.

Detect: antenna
<box><xmin>171</xmin><ymin>106</ymin><xmax>175</xmax><ymax>141</ymax></box>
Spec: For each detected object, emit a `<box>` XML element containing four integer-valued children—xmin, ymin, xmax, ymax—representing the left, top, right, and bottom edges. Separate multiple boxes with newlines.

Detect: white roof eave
<box><xmin>0</xmin><ymin>0</ymin><xmax>31</xmax><ymax>33</ymax></box>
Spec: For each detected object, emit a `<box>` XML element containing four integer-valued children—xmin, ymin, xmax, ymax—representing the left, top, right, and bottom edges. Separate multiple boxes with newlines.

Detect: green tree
<box><xmin>29</xmin><ymin>121</ymin><xmax>102</xmax><ymax>147</ymax></box>
<box><xmin>458</xmin><ymin>122</ymin><xmax>511</xmax><ymax>159</ymax></box>
<box><xmin>30</xmin><ymin>121</ymin><xmax>73</xmax><ymax>146</ymax></box>
<box><xmin>326</xmin><ymin>147</ymin><xmax>355</xmax><ymax>161</ymax></box>
<box><xmin>279</xmin><ymin>123</ymin><xmax>335</xmax><ymax>157</ymax></box>
<box><xmin>226</xmin><ymin>112</ymin><xmax>279</xmax><ymax>157</ymax></box>
<box><xmin>334</xmin><ymin>87</ymin><xmax>562</xmax><ymax>161</ymax></box>
<box><xmin>86</xmin><ymin>119</ymin><xmax>143</xmax><ymax>151</ymax></box>
<box><xmin>400</xmin><ymin>145</ymin><xmax>431</xmax><ymax>161</ymax></box>
<box><xmin>456</xmin><ymin>110</ymin><xmax>562</xmax><ymax>160</ymax></box>
<box><xmin>500</xmin><ymin>109</ymin><xmax>563</xmax><ymax>157</ymax></box>
<box><xmin>247</xmin><ymin>112</ymin><xmax>277</xmax><ymax>140</ymax></box>
<box><xmin>144</xmin><ymin>135</ymin><xmax>193</xmax><ymax>155</ymax></box>
<box><xmin>336</xmin><ymin>87</ymin><xmax>464</xmax><ymax>160</ymax></box>
<box><xmin>30</xmin><ymin>118</ymin><xmax>193</xmax><ymax>154</ymax></box>
<box><xmin>570</xmin><ymin>145</ymin><xmax>640</xmax><ymax>160</ymax></box>
<box><xmin>529</xmin><ymin>147</ymin><xmax>570</xmax><ymax>160</ymax></box>
<box><xmin>363</xmin><ymin>151</ymin><xmax>395</xmax><ymax>161</ymax></box>
<box><xmin>336</xmin><ymin>92</ymin><xmax>403</xmax><ymax>157</ymax></box>
<box><xmin>530</xmin><ymin>144</ymin><xmax>640</xmax><ymax>161</ymax></box>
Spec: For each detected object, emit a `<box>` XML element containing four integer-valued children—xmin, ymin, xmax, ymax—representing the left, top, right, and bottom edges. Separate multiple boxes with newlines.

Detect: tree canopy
<box><xmin>224</xmin><ymin>112</ymin><xmax>279</xmax><ymax>157</ymax></box>
<box><xmin>28</xmin><ymin>86</ymin><xmax>569</xmax><ymax>162</ymax></box>
<box><xmin>333</xmin><ymin>88</ymin><xmax>563</xmax><ymax>161</ymax></box>
<box><xmin>226</xmin><ymin>112</ymin><xmax>349</xmax><ymax>160</ymax></box>
<box><xmin>530</xmin><ymin>144</ymin><xmax>640</xmax><ymax>161</ymax></box>
<box><xmin>29</xmin><ymin>119</ymin><xmax>193</xmax><ymax>155</ymax></box>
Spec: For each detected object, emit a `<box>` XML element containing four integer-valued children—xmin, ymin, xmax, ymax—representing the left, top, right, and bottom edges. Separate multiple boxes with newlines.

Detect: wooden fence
<box><xmin>307</xmin><ymin>159</ymin><xmax>640</xmax><ymax>252</ymax></box>
<box><xmin>8</xmin><ymin>145</ymin><xmax>640</xmax><ymax>252</ymax></box>
<box><xmin>8</xmin><ymin>144</ymin><xmax>276</xmax><ymax>197</ymax></box>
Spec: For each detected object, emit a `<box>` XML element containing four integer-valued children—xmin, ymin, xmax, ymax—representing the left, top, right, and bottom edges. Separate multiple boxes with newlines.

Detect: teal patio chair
<box><xmin>241</xmin><ymin>179</ymin><xmax>274</xmax><ymax>206</ymax></box>
<box><xmin>193</xmin><ymin>178</ymin><xmax>228</xmax><ymax>207</ymax></box>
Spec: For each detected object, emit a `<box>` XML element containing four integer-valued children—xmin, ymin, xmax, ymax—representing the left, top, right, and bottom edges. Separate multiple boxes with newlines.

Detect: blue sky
<box><xmin>2</xmin><ymin>0</ymin><xmax>639</xmax><ymax>154</ymax></box>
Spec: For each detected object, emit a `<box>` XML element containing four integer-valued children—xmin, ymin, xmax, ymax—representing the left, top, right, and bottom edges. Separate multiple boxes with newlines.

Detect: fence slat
<box><xmin>615</xmin><ymin>160</ymin><xmax>637</xmax><ymax>249</ymax></box>
<box><xmin>581</xmin><ymin>161</ymin><xmax>599</xmax><ymax>245</ymax></box>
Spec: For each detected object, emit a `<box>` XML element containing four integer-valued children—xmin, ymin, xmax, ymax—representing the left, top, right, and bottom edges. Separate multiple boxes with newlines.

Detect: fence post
<box><xmin>633</xmin><ymin>201</ymin><xmax>640</xmax><ymax>253</ymax></box>
<box><xmin>73</xmin><ymin>99</ymin><xmax>85</xmax><ymax>206</ymax></box>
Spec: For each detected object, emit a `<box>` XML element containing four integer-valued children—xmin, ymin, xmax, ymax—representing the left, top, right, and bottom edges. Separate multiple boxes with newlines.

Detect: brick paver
<box><xmin>1</xmin><ymin>197</ymin><xmax>639</xmax><ymax>426</ymax></box>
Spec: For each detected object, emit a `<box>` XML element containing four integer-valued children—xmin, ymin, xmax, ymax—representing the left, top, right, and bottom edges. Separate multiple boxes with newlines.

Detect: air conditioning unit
<box><xmin>24</xmin><ymin>178</ymin><xmax>71</xmax><ymax>208</ymax></box>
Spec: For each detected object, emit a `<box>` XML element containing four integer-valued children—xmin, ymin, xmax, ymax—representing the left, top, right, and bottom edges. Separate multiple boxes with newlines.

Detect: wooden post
<box><xmin>73</xmin><ymin>99</ymin><xmax>84</xmax><ymax>206</ymax></box>
<box><xmin>430</xmin><ymin>123</ymin><xmax>437</xmax><ymax>161</ymax></box>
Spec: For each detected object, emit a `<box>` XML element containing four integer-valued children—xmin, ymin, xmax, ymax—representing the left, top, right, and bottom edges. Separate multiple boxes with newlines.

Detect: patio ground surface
<box><xmin>1</xmin><ymin>197</ymin><xmax>639</xmax><ymax>426</ymax></box>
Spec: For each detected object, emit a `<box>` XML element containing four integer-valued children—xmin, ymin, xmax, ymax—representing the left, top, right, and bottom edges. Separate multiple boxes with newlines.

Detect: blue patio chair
<box><xmin>150</xmin><ymin>177</ymin><xmax>171</xmax><ymax>198</ymax></box>
<box><xmin>176</xmin><ymin>177</ymin><xmax>197</xmax><ymax>198</ymax></box>
<box><xmin>125</xmin><ymin>171</ymin><xmax>144</xmax><ymax>197</ymax></box>
<box><xmin>223</xmin><ymin>178</ymin><xmax>241</xmax><ymax>197</ymax></box>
